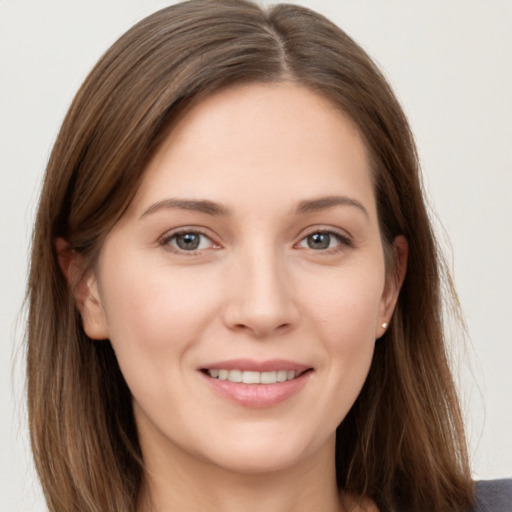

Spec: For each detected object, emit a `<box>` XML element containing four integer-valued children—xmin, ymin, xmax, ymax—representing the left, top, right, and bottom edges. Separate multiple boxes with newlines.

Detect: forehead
<box><xmin>130</xmin><ymin>82</ymin><xmax>376</xmax><ymax>217</ymax></box>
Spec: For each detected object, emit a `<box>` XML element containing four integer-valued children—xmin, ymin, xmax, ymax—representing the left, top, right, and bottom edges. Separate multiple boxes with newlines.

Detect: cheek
<box><xmin>301</xmin><ymin>268</ymin><xmax>384</xmax><ymax>414</ymax></box>
<box><xmin>306</xmin><ymin>268</ymin><xmax>384</xmax><ymax>349</ymax></box>
<box><xmin>97</xmin><ymin>265</ymin><xmax>223</xmax><ymax>422</ymax></box>
<box><xmin>106</xmin><ymin>263</ymin><xmax>207</xmax><ymax>328</ymax></box>
<box><xmin>98</xmin><ymin>263</ymin><xmax>220</xmax><ymax>369</ymax></box>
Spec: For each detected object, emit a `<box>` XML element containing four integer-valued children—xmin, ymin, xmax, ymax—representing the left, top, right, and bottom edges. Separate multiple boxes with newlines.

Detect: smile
<box><xmin>205</xmin><ymin>369</ymin><xmax>301</xmax><ymax>384</ymax></box>
<box><xmin>200</xmin><ymin>362</ymin><xmax>313</xmax><ymax>408</ymax></box>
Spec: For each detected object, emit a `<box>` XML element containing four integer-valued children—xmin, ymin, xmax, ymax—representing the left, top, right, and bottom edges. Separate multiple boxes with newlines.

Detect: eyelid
<box><xmin>159</xmin><ymin>227</ymin><xmax>221</xmax><ymax>254</ymax></box>
<box><xmin>295</xmin><ymin>226</ymin><xmax>354</xmax><ymax>251</ymax></box>
<box><xmin>157</xmin><ymin>225</ymin><xmax>353</xmax><ymax>255</ymax></box>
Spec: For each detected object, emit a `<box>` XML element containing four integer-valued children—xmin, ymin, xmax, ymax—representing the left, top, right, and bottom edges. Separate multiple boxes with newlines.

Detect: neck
<box><xmin>137</xmin><ymin>436</ymin><xmax>343</xmax><ymax>512</ymax></box>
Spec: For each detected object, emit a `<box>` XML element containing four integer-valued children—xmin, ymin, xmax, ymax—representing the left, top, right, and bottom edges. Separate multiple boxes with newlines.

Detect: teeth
<box><xmin>243</xmin><ymin>371</ymin><xmax>261</xmax><ymax>384</ymax></box>
<box><xmin>229</xmin><ymin>369</ymin><xmax>242</xmax><ymax>383</ymax></box>
<box><xmin>260</xmin><ymin>371</ymin><xmax>276</xmax><ymax>384</ymax></box>
<box><xmin>277</xmin><ymin>370</ymin><xmax>287</xmax><ymax>382</ymax></box>
<box><xmin>207</xmin><ymin>369</ymin><xmax>299</xmax><ymax>384</ymax></box>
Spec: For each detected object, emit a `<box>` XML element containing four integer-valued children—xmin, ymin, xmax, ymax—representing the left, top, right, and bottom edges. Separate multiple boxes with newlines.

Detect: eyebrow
<box><xmin>139</xmin><ymin>194</ymin><xmax>368</xmax><ymax>220</ymax></box>
<box><xmin>295</xmin><ymin>195</ymin><xmax>369</xmax><ymax>218</ymax></box>
<box><xmin>139</xmin><ymin>198</ymin><xmax>230</xmax><ymax>219</ymax></box>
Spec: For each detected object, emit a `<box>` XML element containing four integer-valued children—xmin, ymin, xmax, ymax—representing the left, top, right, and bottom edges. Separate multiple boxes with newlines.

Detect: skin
<box><xmin>71</xmin><ymin>82</ymin><xmax>406</xmax><ymax>512</ymax></box>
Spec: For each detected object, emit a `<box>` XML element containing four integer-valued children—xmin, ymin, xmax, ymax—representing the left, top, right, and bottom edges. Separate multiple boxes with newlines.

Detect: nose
<box><xmin>222</xmin><ymin>248</ymin><xmax>300</xmax><ymax>339</ymax></box>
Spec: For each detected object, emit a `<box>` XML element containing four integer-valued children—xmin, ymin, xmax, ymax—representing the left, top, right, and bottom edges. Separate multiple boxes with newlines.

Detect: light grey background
<box><xmin>1</xmin><ymin>1</ymin><xmax>511</xmax><ymax>510</ymax></box>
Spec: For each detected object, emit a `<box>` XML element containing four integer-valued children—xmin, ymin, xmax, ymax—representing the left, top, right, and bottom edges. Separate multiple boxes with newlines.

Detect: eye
<box><xmin>297</xmin><ymin>230</ymin><xmax>351</xmax><ymax>251</ymax></box>
<box><xmin>162</xmin><ymin>230</ymin><xmax>216</xmax><ymax>252</ymax></box>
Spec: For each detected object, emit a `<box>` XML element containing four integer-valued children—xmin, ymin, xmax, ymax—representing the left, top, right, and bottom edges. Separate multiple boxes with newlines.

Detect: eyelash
<box><xmin>159</xmin><ymin>227</ymin><xmax>354</xmax><ymax>255</ymax></box>
<box><xmin>159</xmin><ymin>229</ymin><xmax>218</xmax><ymax>255</ymax></box>
<box><xmin>296</xmin><ymin>228</ymin><xmax>354</xmax><ymax>254</ymax></box>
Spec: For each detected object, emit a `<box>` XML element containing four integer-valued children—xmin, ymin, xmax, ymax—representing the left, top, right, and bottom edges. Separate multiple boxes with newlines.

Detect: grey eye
<box><xmin>175</xmin><ymin>233</ymin><xmax>201</xmax><ymax>250</ymax></box>
<box><xmin>163</xmin><ymin>231</ymin><xmax>214</xmax><ymax>252</ymax></box>
<box><xmin>306</xmin><ymin>232</ymin><xmax>332</xmax><ymax>250</ymax></box>
<box><xmin>162</xmin><ymin>230</ymin><xmax>217</xmax><ymax>254</ymax></box>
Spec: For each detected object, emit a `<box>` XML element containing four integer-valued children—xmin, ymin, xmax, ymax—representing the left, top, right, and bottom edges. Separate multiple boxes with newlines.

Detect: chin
<box><xmin>197</xmin><ymin>426</ymin><xmax>329</xmax><ymax>476</ymax></box>
<box><xmin>206</xmin><ymin>447</ymin><xmax>305</xmax><ymax>475</ymax></box>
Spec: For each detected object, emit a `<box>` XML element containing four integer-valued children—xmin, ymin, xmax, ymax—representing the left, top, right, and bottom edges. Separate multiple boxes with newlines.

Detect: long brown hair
<box><xmin>27</xmin><ymin>1</ymin><xmax>473</xmax><ymax>510</ymax></box>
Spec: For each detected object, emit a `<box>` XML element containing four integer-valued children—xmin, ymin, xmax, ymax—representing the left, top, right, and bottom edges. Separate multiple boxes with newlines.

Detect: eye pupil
<box><xmin>176</xmin><ymin>233</ymin><xmax>200</xmax><ymax>250</ymax></box>
<box><xmin>307</xmin><ymin>232</ymin><xmax>330</xmax><ymax>250</ymax></box>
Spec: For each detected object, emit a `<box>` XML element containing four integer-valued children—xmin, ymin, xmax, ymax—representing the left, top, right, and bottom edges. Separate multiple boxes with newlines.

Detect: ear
<box><xmin>376</xmin><ymin>235</ymin><xmax>408</xmax><ymax>338</ymax></box>
<box><xmin>55</xmin><ymin>237</ymin><xmax>109</xmax><ymax>340</ymax></box>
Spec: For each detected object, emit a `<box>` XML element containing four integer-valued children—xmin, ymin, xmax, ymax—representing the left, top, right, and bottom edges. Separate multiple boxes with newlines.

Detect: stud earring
<box><xmin>382</xmin><ymin>322</ymin><xmax>388</xmax><ymax>330</ymax></box>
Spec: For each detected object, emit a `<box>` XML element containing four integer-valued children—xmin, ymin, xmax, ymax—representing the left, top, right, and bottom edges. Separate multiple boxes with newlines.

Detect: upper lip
<box><xmin>199</xmin><ymin>359</ymin><xmax>312</xmax><ymax>373</ymax></box>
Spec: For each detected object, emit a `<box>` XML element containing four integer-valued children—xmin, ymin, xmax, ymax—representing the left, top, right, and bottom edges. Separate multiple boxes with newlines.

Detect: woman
<box><xmin>26</xmin><ymin>1</ymin><xmax>510</xmax><ymax>511</ymax></box>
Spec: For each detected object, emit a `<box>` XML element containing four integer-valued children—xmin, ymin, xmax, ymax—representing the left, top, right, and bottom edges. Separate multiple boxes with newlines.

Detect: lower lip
<box><xmin>201</xmin><ymin>371</ymin><xmax>312</xmax><ymax>408</ymax></box>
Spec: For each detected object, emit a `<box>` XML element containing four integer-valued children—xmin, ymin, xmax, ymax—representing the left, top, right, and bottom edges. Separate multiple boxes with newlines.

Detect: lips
<box><xmin>199</xmin><ymin>359</ymin><xmax>313</xmax><ymax>408</ymax></box>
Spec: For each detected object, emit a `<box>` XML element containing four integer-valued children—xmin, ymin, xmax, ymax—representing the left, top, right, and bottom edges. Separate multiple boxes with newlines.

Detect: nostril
<box><xmin>222</xmin><ymin>283</ymin><xmax>300</xmax><ymax>337</ymax></box>
<box><xmin>229</xmin><ymin>320</ymin><xmax>291</xmax><ymax>338</ymax></box>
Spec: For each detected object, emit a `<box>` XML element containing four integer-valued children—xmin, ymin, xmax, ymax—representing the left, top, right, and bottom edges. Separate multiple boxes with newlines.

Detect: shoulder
<box><xmin>472</xmin><ymin>479</ymin><xmax>512</xmax><ymax>512</ymax></box>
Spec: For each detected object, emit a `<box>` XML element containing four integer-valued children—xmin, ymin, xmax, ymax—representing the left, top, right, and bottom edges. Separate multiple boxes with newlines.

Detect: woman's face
<box><xmin>80</xmin><ymin>82</ymin><xmax>404</xmax><ymax>476</ymax></box>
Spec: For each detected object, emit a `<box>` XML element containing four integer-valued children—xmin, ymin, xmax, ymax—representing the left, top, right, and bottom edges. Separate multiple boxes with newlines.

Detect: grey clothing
<box><xmin>473</xmin><ymin>479</ymin><xmax>512</xmax><ymax>511</ymax></box>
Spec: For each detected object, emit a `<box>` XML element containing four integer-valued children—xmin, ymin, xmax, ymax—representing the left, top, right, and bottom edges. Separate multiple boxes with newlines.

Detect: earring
<box><xmin>382</xmin><ymin>322</ymin><xmax>388</xmax><ymax>330</ymax></box>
